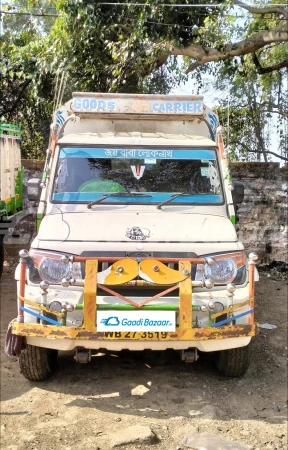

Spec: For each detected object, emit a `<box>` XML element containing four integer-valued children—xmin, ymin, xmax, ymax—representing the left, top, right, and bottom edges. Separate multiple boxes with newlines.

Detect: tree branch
<box><xmin>233</xmin><ymin>0</ymin><xmax>288</xmax><ymax>20</ymax></box>
<box><xmin>261</xmin><ymin>109</ymin><xmax>288</xmax><ymax>118</ymax></box>
<box><xmin>252</xmin><ymin>52</ymin><xmax>288</xmax><ymax>74</ymax></box>
<box><xmin>230</xmin><ymin>141</ymin><xmax>288</xmax><ymax>161</ymax></box>
<box><xmin>220</xmin><ymin>101</ymin><xmax>288</xmax><ymax>118</ymax></box>
<box><xmin>245</xmin><ymin>149</ymin><xmax>288</xmax><ymax>161</ymax></box>
<box><xmin>156</xmin><ymin>2</ymin><xmax>288</xmax><ymax>74</ymax></box>
<box><xmin>115</xmin><ymin>24</ymin><xmax>131</xmax><ymax>32</ymax></box>
<box><xmin>170</xmin><ymin>25</ymin><xmax>288</xmax><ymax>73</ymax></box>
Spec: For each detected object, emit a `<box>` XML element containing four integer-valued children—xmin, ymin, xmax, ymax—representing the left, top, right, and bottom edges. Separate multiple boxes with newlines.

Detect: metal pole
<box><xmin>18</xmin><ymin>250</ymin><xmax>29</xmax><ymax>323</ymax></box>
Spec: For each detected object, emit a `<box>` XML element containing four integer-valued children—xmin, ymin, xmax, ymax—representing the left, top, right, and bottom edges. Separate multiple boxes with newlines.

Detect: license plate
<box><xmin>104</xmin><ymin>331</ymin><xmax>169</xmax><ymax>340</ymax></box>
<box><xmin>97</xmin><ymin>311</ymin><xmax>175</xmax><ymax>332</ymax></box>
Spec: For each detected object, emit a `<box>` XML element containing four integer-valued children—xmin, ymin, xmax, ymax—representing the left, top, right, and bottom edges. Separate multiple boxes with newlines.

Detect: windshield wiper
<box><xmin>87</xmin><ymin>192</ymin><xmax>152</xmax><ymax>209</ymax></box>
<box><xmin>157</xmin><ymin>193</ymin><xmax>192</xmax><ymax>210</ymax></box>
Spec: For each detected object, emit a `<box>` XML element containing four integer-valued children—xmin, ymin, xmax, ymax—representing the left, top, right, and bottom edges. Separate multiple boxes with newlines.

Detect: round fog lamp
<box><xmin>49</xmin><ymin>301</ymin><xmax>62</xmax><ymax>313</ymax></box>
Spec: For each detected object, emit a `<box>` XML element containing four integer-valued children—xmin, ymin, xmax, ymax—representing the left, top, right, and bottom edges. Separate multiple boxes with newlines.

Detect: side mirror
<box><xmin>232</xmin><ymin>181</ymin><xmax>244</xmax><ymax>204</ymax></box>
<box><xmin>27</xmin><ymin>178</ymin><xmax>42</xmax><ymax>202</ymax></box>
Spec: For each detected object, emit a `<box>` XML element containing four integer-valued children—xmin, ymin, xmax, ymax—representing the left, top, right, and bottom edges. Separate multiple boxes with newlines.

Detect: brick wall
<box><xmin>21</xmin><ymin>160</ymin><xmax>288</xmax><ymax>263</ymax></box>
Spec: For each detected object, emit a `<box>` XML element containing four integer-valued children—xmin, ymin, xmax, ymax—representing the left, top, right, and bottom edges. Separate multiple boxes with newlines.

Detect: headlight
<box><xmin>205</xmin><ymin>258</ymin><xmax>237</xmax><ymax>284</ymax></box>
<box><xmin>29</xmin><ymin>250</ymin><xmax>82</xmax><ymax>284</ymax></box>
<box><xmin>196</xmin><ymin>252</ymin><xmax>246</xmax><ymax>285</ymax></box>
<box><xmin>38</xmin><ymin>258</ymin><xmax>71</xmax><ymax>284</ymax></box>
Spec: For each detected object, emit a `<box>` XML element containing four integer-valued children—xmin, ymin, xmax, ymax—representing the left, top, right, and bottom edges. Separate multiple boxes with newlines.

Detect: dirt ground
<box><xmin>0</xmin><ymin>260</ymin><xmax>287</xmax><ymax>450</ymax></box>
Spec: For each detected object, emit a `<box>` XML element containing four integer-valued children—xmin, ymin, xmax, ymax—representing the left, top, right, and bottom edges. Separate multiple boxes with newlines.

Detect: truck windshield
<box><xmin>52</xmin><ymin>147</ymin><xmax>223</xmax><ymax>205</ymax></box>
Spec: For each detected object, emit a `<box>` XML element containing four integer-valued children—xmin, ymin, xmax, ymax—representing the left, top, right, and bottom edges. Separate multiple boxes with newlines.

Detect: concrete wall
<box><xmin>231</xmin><ymin>162</ymin><xmax>287</xmax><ymax>263</ymax></box>
<box><xmin>19</xmin><ymin>160</ymin><xmax>288</xmax><ymax>263</ymax></box>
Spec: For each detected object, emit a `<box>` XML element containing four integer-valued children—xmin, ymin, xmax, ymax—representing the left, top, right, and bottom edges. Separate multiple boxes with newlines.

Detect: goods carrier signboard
<box><xmin>72</xmin><ymin>92</ymin><xmax>204</xmax><ymax>115</ymax></box>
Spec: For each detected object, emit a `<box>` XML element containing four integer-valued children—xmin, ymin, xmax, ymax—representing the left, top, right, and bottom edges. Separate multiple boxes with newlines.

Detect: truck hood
<box><xmin>36</xmin><ymin>211</ymin><xmax>237</xmax><ymax>247</ymax></box>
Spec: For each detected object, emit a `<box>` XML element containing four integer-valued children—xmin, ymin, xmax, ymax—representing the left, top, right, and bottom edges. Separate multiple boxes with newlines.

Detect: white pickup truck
<box><xmin>8</xmin><ymin>93</ymin><xmax>258</xmax><ymax>380</ymax></box>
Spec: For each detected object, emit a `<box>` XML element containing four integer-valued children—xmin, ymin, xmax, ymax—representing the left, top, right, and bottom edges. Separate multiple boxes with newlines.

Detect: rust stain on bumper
<box><xmin>76</xmin><ymin>331</ymin><xmax>105</xmax><ymax>339</ymax></box>
<box><xmin>193</xmin><ymin>326</ymin><xmax>253</xmax><ymax>340</ymax></box>
<box><xmin>18</xmin><ymin>326</ymin><xmax>46</xmax><ymax>336</ymax></box>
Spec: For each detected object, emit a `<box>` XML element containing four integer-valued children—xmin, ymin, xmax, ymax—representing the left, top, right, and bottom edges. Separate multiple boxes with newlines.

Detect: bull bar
<box><xmin>12</xmin><ymin>253</ymin><xmax>257</xmax><ymax>341</ymax></box>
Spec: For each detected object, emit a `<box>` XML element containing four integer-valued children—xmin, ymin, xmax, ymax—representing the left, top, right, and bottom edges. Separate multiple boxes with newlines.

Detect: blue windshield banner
<box><xmin>52</xmin><ymin>192</ymin><xmax>223</xmax><ymax>204</ymax></box>
<box><xmin>60</xmin><ymin>147</ymin><xmax>216</xmax><ymax>160</ymax></box>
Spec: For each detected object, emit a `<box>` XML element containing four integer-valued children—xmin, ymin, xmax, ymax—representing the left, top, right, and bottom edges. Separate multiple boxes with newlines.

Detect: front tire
<box><xmin>19</xmin><ymin>345</ymin><xmax>58</xmax><ymax>381</ymax></box>
<box><xmin>215</xmin><ymin>343</ymin><xmax>251</xmax><ymax>377</ymax></box>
